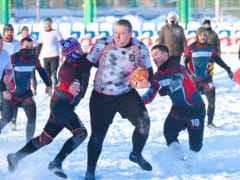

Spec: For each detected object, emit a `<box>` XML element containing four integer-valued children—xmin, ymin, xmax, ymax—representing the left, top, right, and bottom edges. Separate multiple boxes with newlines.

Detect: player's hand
<box><xmin>227</xmin><ymin>70</ymin><xmax>233</xmax><ymax>79</ymax></box>
<box><xmin>131</xmin><ymin>77</ymin><xmax>150</xmax><ymax>89</ymax></box>
<box><xmin>69</xmin><ymin>81</ymin><xmax>81</xmax><ymax>96</ymax></box>
<box><xmin>45</xmin><ymin>87</ymin><xmax>52</xmax><ymax>96</ymax></box>
<box><xmin>3</xmin><ymin>90</ymin><xmax>12</xmax><ymax>100</ymax></box>
<box><xmin>3</xmin><ymin>75</ymin><xmax>11</xmax><ymax>84</ymax></box>
<box><xmin>159</xmin><ymin>86</ymin><xmax>171</xmax><ymax>96</ymax></box>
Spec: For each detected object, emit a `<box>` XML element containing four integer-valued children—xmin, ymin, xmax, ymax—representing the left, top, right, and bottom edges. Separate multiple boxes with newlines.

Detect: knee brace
<box><xmin>72</xmin><ymin>128</ymin><xmax>87</xmax><ymax>148</ymax></box>
<box><xmin>32</xmin><ymin>131</ymin><xmax>53</xmax><ymax>149</ymax></box>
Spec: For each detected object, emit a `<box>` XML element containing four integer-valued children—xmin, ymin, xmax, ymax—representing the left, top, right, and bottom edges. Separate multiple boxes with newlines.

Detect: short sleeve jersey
<box><xmin>38</xmin><ymin>29</ymin><xmax>63</xmax><ymax>58</ymax></box>
<box><xmin>3</xmin><ymin>39</ymin><xmax>20</xmax><ymax>56</ymax></box>
<box><xmin>87</xmin><ymin>36</ymin><xmax>152</xmax><ymax>95</ymax></box>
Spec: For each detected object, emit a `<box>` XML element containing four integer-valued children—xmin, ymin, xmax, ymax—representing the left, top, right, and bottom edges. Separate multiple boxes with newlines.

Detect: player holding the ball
<box><xmin>142</xmin><ymin>44</ymin><xmax>205</xmax><ymax>163</ymax></box>
<box><xmin>85</xmin><ymin>19</ymin><xmax>153</xmax><ymax>180</ymax></box>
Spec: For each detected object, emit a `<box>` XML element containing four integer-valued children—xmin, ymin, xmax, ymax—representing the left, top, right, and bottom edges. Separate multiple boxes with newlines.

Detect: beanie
<box><xmin>61</xmin><ymin>37</ymin><xmax>81</xmax><ymax>56</ymax></box>
<box><xmin>44</xmin><ymin>17</ymin><xmax>53</xmax><ymax>23</ymax></box>
<box><xmin>3</xmin><ymin>24</ymin><xmax>14</xmax><ymax>33</ymax></box>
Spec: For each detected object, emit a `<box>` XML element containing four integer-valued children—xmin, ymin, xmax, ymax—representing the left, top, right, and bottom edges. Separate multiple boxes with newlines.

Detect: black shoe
<box><xmin>48</xmin><ymin>160</ymin><xmax>67</xmax><ymax>179</ymax></box>
<box><xmin>129</xmin><ymin>152</ymin><xmax>152</xmax><ymax>171</ymax></box>
<box><xmin>85</xmin><ymin>171</ymin><xmax>95</xmax><ymax>180</ymax></box>
<box><xmin>7</xmin><ymin>153</ymin><xmax>18</xmax><ymax>173</ymax></box>
<box><xmin>207</xmin><ymin>123</ymin><xmax>218</xmax><ymax>128</ymax></box>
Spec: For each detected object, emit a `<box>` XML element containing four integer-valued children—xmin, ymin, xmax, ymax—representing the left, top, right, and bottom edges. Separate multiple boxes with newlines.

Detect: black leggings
<box><xmin>0</xmin><ymin>93</ymin><xmax>36</xmax><ymax>141</ymax></box>
<box><xmin>14</xmin><ymin>100</ymin><xmax>87</xmax><ymax>165</ymax></box>
<box><xmin>43</xmin><ymin>56</ymin><xmax>59</xmax><ymax>88</ymax></box>
<box><xmin>87</xmin><ymin>90</ymin><xmax>150</xmax><ymax>172</ymax></box>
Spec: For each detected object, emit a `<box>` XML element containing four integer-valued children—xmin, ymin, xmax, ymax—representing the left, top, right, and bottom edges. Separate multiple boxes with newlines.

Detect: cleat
<box><xmin>7</xmin><ymin>153</ymin><xmax>18</xmax><ymax>173</ymax></box>
<box><xmin>129</xmin><ymin>152</ymin><xmax>152</xmax><ymax>171</ymax></box>
<box><xmin>85</xmin><ymin>171</ymin><xmax>95</xmax><ymax>180</ymax></box>
<box><xmin>48</xmin><ymin>160</ymin><xmax>67</xmax><ymax>179</ymax></box>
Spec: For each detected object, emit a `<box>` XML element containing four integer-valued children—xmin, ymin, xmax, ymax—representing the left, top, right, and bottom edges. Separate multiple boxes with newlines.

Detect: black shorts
<box><xmin>89</xmin><ymin>89</ymin><xmax>150</xmax><ymax>131</ymax></box>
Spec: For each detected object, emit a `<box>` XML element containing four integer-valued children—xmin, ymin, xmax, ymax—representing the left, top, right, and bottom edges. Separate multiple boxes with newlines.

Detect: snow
<box><xmin>0</xmin><ymin>53</ymin><xmax>240</xmax><ymax>180</ymax></box>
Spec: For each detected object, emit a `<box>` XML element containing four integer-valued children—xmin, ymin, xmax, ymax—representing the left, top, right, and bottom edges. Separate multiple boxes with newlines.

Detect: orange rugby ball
<box><xmin>130</xmin><ymin>67</ymin><xmax>149</xmax><ymax>88</ymax></box>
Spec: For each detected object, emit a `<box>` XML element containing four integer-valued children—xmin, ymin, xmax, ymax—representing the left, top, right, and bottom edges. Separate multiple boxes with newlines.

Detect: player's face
<box><xmin>114</xmin><ymin>24</ymin><xmax>132</xmax><ymax>48</ymax></box>
<box><xmin>203</xmin><ymin>23</ymin><xmax>211</xmax><ymax>29</ymax></box>
<box><xmin>151</xmin><ymin>48</ymin><xmax>168</xmax><ymax>67</ymax></box>
<box><xmin>45</xmin><ymin>21</ymin><xmax>52</xmax><ymax>31</ymax></box>
<box><xmin>0</xmin><ymin>39</ymin><xmax>3</xmax><ymax>53</ymax></box>
<box><xmin>21</xmin><ymin>30</ymin><xmax>29</xmax><ymax>38</ymax></box>
<box><xmin>3</xmin><ymin>30</ymin><xmax>14</xmax><ymax>42</ymax></box>
<box><xmin>20</xmin><ymin>41</ymin><xmax>34</xmax><ymax>49</ymax></box>
<box><xmin>198</xmin><ymin>32</ymin><xmax>207</xmax><ymax>44</ymax></box>
<box><xmin>74</xmin><ymin>46</ymin><xmax>83</xmax><ymax>55</ymax></box>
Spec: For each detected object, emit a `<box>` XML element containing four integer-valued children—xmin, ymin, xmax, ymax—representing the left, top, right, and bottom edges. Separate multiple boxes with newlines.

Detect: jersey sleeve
<box><xmin>137</xmin><ymin>42</ymin><xmax>152</xmax><ymax>69</ymax></box>
<box><xmin>5</xmin><ymin>51</ymin><xmax>12</xmax><ymax>70</ymax></box>
<box><xmin>38</xmin><ymin>31</ymin><xmax>43</xmax><ymax>44</ymax></box>
<box><xmin>57</xmin><ymin>30</ymin><xmax>63</xmax><ymax>41</ymax></box>
<box><xmin>87</xmin><ymin>38</ymin><xmax>106</xmax><ymax>64</ymax></box>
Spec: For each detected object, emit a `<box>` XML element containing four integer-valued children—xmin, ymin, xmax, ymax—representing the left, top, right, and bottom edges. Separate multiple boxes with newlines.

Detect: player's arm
<box><xmin>212</xmin><ymin>55</ymin><xmax>233</xmax><ymax>79</ymax></box>
<box><xmin>142</xmin><ymin>80</ymin><xmax>160</xmax><ymax>104</ymax></box>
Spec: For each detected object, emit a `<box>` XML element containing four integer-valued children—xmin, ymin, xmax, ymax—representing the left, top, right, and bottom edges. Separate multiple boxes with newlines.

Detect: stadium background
<box><xmin>1</xmin><ymin>0</ymin><xmax>240</xmax><ymax>54</ymax></box>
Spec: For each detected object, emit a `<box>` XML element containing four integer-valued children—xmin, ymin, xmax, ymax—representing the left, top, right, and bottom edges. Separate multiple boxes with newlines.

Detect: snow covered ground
<box><xmin>0</xmin><ymin>54</ymin><xmax>240</xmax><ymax>180</ymax></box>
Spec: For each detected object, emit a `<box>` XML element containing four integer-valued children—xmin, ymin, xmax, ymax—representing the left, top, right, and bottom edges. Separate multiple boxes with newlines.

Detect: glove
<box><xmin>227</xmin><ymin>70</ymin><xmax>233</xmax><ymax>79</ymax></box>
<box><xmin>159</xmin><ymin>86</ymin><xmax>171</xmax><ymax>96</ymax></box>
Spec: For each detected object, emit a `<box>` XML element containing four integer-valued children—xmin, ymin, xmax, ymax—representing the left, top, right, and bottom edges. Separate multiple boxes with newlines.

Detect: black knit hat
<box><xmin>203</xmin><ymin>19</ymin><xmax>211</xmax><ymax>25</ymax></box>
<box><xmin>3</xmin><ymin>24</ymin><xmax>14</xmax><ymax>33</ymax></box>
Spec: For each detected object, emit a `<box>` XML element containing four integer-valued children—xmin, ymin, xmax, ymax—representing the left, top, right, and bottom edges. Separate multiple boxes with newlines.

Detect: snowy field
<box><xmin>0</xmin><ymin>54</ymin><xmax>240</xmax><ymax>180</ymax></box>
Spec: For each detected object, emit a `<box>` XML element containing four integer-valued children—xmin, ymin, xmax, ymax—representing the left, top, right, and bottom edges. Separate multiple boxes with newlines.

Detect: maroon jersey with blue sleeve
<box><xmin>142</xmin><ymin>60</ymin><xmax>204</xmax><ymax>107</ymax></box>
<box><xmin>52</xmin><ymin>56</ymin><xmax>91</xmax><ymax>106</ymax></box>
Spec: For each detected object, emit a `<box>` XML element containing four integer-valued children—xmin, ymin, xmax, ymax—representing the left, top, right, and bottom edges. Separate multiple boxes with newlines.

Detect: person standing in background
<box><xmin>1</xmin><ymin>24</ymin><xmax>20</xmax><ymax>131</ymax></box>
<box><xmin>158</xmin><ymin>11</ymin><xmax>186</xmax><ymax>64</ymax></box>
<box><xmin>37</xmin><ymin>17</ymin><xmax>63</xmax><ymax>90</ymax></box>
<box><xmin>203</xmin><ymin>19</ymin><xmax>221</xmax><ymax>79</ymax></box>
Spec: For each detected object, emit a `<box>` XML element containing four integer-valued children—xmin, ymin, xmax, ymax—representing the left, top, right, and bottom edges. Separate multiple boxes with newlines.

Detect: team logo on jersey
<box><xmin>129</xmin><ymin>54</ymin><xmax>135</xmax><ymax>61</ymax></box>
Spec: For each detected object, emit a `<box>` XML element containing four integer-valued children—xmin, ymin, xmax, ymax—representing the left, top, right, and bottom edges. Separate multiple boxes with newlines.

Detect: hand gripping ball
<box><xmin>130</xmin><ymin>67</ymin><xmax>149</xmax><ymax>88</ymax></box>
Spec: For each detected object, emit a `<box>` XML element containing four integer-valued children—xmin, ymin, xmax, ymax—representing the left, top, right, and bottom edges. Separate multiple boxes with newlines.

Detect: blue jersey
<box><xmin>142</xmin><ymin>60</ymin><xmax>204</xmax><ymax>107</ymax></box>
<box><xmin>10</xmin><ymin>53</ymin><xmax>49</xmax><ymax>93</ymax></box>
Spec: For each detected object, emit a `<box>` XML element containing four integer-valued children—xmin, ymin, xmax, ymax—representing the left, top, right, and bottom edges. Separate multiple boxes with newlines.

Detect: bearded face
<box><xmin>3</xmin><ymin>30</ymin><xmax>14</xmax><ymax>42</ymax></box>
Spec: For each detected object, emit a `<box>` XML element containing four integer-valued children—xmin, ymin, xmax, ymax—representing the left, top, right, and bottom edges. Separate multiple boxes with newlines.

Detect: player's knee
<box><xmin>32</xmin><ymin>131</ymin><xmax>53</xmax><ymax>148</ymax></box>
<box><xmin>136</xmin><ymin>114</ymin><xmax>150</xmax><ymax>135</ymax></box>
<box><xmin>72</xmin><ymin>128</ymin><xmax>87</xmax><ymax>147</ymax></box>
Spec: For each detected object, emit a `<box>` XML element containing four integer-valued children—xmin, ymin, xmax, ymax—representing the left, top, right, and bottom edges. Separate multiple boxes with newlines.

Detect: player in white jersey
<box><xmin>37</xmin><ymin>17</ymin><xmax>63</xmax><ymax>89</ymax></box>
<box><xmin>85</xmin><ymin>19</ymin><xmax>153</xmax><ymax>180</ymax></box>
<box><xmin>0</xmin><ymin>35</ymin><xmax>13</xmax><ymax>125</ymax></box>
<box><xmin>1</xmin><ymin>24</ymin><xmax>20</xmax><ymax>131</ymax></box>
<box><xmin>16</xmin><ymin>26</ymin><xmax>38</xmax><ymax>95</ymax></box>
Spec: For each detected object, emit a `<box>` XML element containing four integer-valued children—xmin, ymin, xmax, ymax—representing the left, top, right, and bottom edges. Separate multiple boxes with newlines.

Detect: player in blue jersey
<box><xmin>6</xmin><ymin>37</ymin><xmax>91</xmax><ymax>179</ymax></box>
<box><xmin>183</xmin><ymin>27</ymin><xmax>233</xmax><ymax>128</ymax></box>
<box><xmin>0</xmin><ymin>37</ymin><xmax>51</xmax><ymax>141</ymax></box>
<box><xmin>142</xmin><ymin>44</ymin><xmax>205</xmax><ymax>161</ymax></box>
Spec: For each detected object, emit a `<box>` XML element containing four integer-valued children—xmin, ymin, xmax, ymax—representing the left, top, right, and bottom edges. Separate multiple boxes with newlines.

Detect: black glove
<box><xmin>159</xmin><ymin>86</ymin><xmax>171</xmax><ymax>96</ymax></box>
<box><xmin>227</xmin><ymin>69</ymin><xmax>233</xmax><ymax>79</ymax></box>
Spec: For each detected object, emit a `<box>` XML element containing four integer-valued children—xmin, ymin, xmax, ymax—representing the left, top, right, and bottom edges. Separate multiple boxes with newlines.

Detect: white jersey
<box><xmin>87</xmin><ymin>36</ymin><xmax>152</xmax><ymax>95</ymax></box>
<box><xmin>38</xmin><ymin>29</ymin><xmax>63</xmax><ymax>58</ymax></box>
<box><xmin>0</xmin><ymin>49</ymin><xmax>12</xmax><ymax>79</ymax></box>
<box><xmin>16</xmin><ymin>34</ymin><xmax>38</xmax><ymax>47</ymax></box>
<box><xmin>3</xmin><ymin>39</ymin><xmax>20</xmax><ymax>56</ymax></box>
